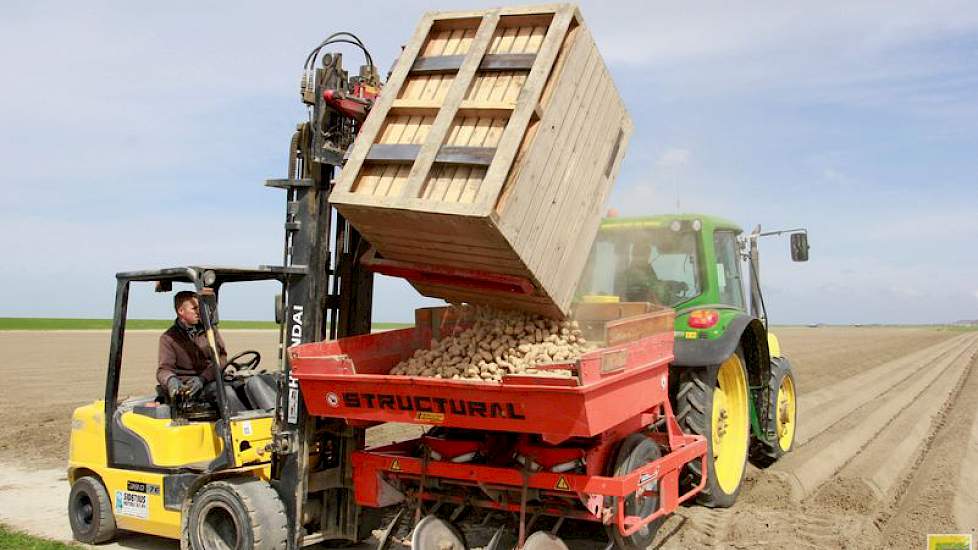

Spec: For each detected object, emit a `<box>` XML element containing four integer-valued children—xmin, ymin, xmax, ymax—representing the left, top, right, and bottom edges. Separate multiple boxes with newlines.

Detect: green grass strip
<box><xmin>0</xmin><ymin>524</ymin><xmax>81</xmax><ymax>550</ymax></box>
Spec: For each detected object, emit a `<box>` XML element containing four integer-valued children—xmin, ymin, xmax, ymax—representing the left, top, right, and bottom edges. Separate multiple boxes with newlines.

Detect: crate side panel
<box><xmin>411</xmin><ymin>282</ymin><xmax>562</xmax><ymax>318</ymax></box>
<box><xmin>337</xmin><ymin>204</ymin><xmax>508</xmax><ymax>248</ymax></box>
<box><xmin>377</xmin><ymin>244</ymin><xmax>530</xmax><ymax>277</ymax></box>
<box><xmin>509</xmin><ymin>35</ymin><xmax>604</xmax><ymax>259</ymax></box>
<box><xmin>498</xmin><ymin>26</ymin><xmax>632</xmax><ymax>313</ymax></box>
<box><xmin>522</xmin><ymin>32</ymin><xmax>621</xmax><ymax>277</ymax></box>
<box><xmin>549</xmin><ymin>118</ymin><xmax>631</xmax><ymax>308</ymax></box>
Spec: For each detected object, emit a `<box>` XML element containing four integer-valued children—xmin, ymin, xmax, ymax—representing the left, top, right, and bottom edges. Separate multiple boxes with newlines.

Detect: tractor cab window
<box><xmin>577</xmin><ymin>228</ymin><xmax>702</xmax><ymax>307</ymax></box>
<box><xmin>713</xmin><ymin>231</ymin><xmax>746</xmax><ymax>309</ymax></box>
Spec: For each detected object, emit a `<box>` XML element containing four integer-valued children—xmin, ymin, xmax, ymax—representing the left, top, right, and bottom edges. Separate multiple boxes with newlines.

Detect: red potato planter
<box><xmin>290</xmin><ymin>305</ymin><xmax>707</xmax><ymax>548</ymax></box>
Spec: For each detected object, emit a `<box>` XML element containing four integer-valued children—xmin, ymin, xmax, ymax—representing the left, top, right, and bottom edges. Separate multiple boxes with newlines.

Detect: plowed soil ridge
<box><xmin>650</xmin><ymin>332</ymin><xmax>978</xmax><ymax>549</ymax></box>
<box><xmin>773</xmin><ymin>335</ymin><xmax>978</xmax><ymax>500</ymax></box>
<box><xmin>796</xmin><ymin>333</ymin><xmax>975</xmax><ymax>445</ymax></box>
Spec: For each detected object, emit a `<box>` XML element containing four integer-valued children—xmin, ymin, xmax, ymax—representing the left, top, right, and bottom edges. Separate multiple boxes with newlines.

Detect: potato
<box><xmin>389</xmin><ymin>306</ymin><xmax>592</xmax><ymax>380</ymax></box>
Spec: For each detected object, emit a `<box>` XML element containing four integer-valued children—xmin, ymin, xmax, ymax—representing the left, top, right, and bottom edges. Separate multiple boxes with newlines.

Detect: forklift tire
<box><xmin>186</xmin><ymin>478</ymin><xmax>287</xmax><ymax>550</ymax></box>
<box><xmin>606</xmin><ymin>433</ymin><xmax>664</xmax><ymax>549</ymax></box>
<box><xmin>750</xmin><ymin>358</ymin><xmax>797</xmax><ymax>468</ymax></box>
<box><xmin>68</xmin><ymin>476</ymin><xmax>116</xmax><ymax>544</ymax></box>
<box><xmin>675</xmin><ymin>351</ymin><xmax>750</xmax><ymax>508</ymax></box>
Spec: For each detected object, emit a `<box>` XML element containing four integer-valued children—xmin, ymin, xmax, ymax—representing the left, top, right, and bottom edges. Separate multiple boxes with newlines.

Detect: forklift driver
<box><xmin>156</xmin><ymin>291</ymin><xmax>244</xmax><ymax>410</ymax></box>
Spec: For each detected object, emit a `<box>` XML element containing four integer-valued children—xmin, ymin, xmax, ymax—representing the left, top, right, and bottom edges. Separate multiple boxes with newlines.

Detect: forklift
<box><xmin>67</xmin><ymin>36</ymin><xmax>388</xmax><ymax>549</ymax></box>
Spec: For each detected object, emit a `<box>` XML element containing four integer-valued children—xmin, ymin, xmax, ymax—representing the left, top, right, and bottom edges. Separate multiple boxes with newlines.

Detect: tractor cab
<box><xmin>67</xmin><ymin>266</ymin><xmax>297</xmax><ymax>542</ymax></box>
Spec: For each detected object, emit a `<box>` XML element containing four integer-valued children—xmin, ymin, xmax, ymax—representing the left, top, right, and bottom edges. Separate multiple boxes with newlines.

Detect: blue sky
<box><xmin>1</xmin><ymin>1</ymin><xmax>976</xmax><ymax>324</ymax></box>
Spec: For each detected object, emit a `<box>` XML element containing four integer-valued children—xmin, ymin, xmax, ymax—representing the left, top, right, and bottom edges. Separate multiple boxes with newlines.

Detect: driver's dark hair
<box><xmin>174</xmin><ymin>291</ymin><xmax>198</xmax><ymax>312</ymax></box>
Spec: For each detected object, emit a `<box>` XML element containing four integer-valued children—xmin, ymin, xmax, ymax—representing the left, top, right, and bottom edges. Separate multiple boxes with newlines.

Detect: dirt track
<box><xmin>1</xmin><ymin>326</ymin><xmax>976</xmax><ymax>548</ymax></box>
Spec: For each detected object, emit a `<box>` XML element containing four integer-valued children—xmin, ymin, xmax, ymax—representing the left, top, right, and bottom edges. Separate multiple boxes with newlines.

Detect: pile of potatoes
<box><xmin>389</xmin><ymin>307</ymin><xmax>594</xmax><ymax>381</ymax></box>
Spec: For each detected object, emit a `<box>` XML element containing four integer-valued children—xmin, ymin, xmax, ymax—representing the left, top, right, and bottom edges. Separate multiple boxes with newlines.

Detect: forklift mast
<box><xmin>266</xmin><ymin>48</ymin><xmax>379</xmax><ymax>548</ymax></box>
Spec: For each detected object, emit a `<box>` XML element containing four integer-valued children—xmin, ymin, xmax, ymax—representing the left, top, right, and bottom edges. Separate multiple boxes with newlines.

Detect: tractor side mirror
<box><xmin>790</xmin><ymin>232</ymin><xmax>809</xmax><ymax>262</ymax></box>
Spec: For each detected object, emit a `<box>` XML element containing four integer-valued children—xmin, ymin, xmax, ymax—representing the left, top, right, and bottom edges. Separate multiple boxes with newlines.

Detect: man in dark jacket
<box><xmin>157</xmin><ymin>291</ymin><xmax>234</xmax><ymax>406</ymax></box>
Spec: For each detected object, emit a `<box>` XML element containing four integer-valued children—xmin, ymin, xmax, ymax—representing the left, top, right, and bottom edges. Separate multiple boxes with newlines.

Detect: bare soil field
<box><xmin>1</xmin><ymin>326</ymin><xmax>976</xmax><ymax>549</ymax></box>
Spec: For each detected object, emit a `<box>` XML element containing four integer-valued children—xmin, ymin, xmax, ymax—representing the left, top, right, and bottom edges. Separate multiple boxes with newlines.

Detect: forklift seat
<box><xmin>243</xmin><ymin>374</ymin><xmax>277</xmax><ymax>411</ymax></box>
<box><xmin>154</xmin><ymin>383</ymin><xmax>247</xmax><ymax>415</ymax></box>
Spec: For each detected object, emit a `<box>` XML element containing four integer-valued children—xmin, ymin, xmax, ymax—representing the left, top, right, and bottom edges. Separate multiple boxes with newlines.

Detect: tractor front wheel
<box><xmin>675</xmin><ymin>351</ymin><xmax>751</xmax><ymax>508</ymax></box>
<box><xmin>750</xmin><ymin>357</ymin><xmax>797</xmax><ymax>467</ymax></box>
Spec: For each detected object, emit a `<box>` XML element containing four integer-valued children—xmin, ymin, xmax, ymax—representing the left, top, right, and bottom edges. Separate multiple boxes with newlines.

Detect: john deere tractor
<box><xmin>577</xmin><ymin>213</ymin><xmax>809</xmax><ymax>507</ymax></box>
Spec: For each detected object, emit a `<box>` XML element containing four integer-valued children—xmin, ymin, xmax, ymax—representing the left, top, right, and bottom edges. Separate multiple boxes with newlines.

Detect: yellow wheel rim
<box><xmin>712</xmin><ymin>354</ymin><xmax>750</xmax><ymax>494</ymax></box>
<box><xmin>776</xmin><ymin>373</ymin><xmax>796</xmax><ymax>451</ymax></box>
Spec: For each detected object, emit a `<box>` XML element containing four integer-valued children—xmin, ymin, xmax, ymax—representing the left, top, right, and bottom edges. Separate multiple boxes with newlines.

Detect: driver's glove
<box><xmin>165</xmin><ymin>377</ymin><xmax>182</xmax><ymax>399</ymax></box>
<box><xmin>183</xmin><ymin>376</ymin><xmax>205</xmax><ymax>397</ymax></box>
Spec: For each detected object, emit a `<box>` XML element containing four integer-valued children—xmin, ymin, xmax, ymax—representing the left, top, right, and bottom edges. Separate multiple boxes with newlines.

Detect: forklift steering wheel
<box><xmin>225</xmin><ymin>350</ymin><xmax>261</xmax><ymax>378</ymax></box>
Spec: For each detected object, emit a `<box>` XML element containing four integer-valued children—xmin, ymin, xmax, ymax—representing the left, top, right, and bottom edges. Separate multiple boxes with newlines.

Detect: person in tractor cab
<box><xmin>157</xmin><ymin>291</ymin><xmax>244</xmax><ymax>410</ymax></box>
<box><xmin>622</xmin><ymin>243</ymin><xmax>664</xmax><ymax>303</ymax></box>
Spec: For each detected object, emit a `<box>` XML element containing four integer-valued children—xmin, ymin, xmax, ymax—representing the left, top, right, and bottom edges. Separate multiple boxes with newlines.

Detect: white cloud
<box><xmin>656</xmin><ymin>147</ymin><xmax>692</xmax><ymax>169</ymax></box>
<box><xmin>821</xmin><ymin>168</ymin><xmax>857</xmax><ymax>187</ymax></box>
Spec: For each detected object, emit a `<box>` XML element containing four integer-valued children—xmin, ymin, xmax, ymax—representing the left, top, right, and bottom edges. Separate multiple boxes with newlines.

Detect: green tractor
<box><xmin>577</xmin><ymin>213</ymin><xmax>809</xmax><ymax>507</ymax></box>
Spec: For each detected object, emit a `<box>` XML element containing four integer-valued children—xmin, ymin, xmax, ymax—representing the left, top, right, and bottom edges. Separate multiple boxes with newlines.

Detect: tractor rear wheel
<box><xmin>185</xmin><ymin>478</ymin><xmax>286</xmax><ymax>550</ymax></box>
<box><xmin>68</xmin><ymin>476</ymin><xmax>116</xmax><ymax>544</ymax></box>
<box><xmin>606</xmin><ymin>433</ymin><xmax>664</xmax><ymax>549</ymax></box>
<box><xmin>675</xmin><ymin>350</ymin><xmax>751</xmax><ymax>508</ymax></box>
<box><xmin>750</xmin><ymin>358</ymin><xmax>797</xmax><ymax>467</ymax></box>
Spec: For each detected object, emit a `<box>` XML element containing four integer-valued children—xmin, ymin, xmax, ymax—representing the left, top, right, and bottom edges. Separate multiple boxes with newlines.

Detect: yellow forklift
<box><xmin>68</xmin><ymin>266</ymin><xmax>292</xmax><ymax>546</ymax></box>
<box><xmin>67</xmin><ymin>34</ymin><xmax>386</xmax><ymax>549</ymax></box>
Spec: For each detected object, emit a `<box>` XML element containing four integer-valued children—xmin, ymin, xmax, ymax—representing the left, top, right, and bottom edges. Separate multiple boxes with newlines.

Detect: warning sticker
<box><xmin>241</xmin><ymin>421</ymin><xmax>253</xmax><ymax>436</ymax></box>
<box><xmin>555</xmin><ymin>476</ymin><xmax>571</xmax><ymax>491</ymax></box>
<box><xmin>390</xmin><ymin>458</ymin><xmax>402</xmax><ymax>471</ymax></box>
<box><xmin>416</xmin><ymin>411</ymin><xmax>445</xmax><ymax>423</ymax></box>
<box><xmin>115</xmin><ymin>490</ymin><xmax>149</xmax><ymax>519</ymax></box>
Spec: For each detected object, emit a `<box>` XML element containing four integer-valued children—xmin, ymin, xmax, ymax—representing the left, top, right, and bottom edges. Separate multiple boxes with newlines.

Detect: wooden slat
<box><xmin>535</xmin><ymin>68</ymin><xmax>618</xmax><ymax>292</ymax></box>
<box><xmin>471</xmin><ymin>5</ymin><xmax>576</xmax><ymax>214</ymax></box>
<box><xmin>340</xmin><ymin>204</ymin><xmax>512</xmax><ymax>247</ymax></box>
<box><xmin>377</xmin><ymin>245</ymin><xmax>529</xmax><ymax>276</ymax></box>
<box><xmin>496</xmin><ymin>22</ymin><xmax>594</xmax><ymax>229</ymax></box>
<box><xmin>411</xmin><ymin>53</ymin><xmax>537</xmax><ymax>74</ymax></box>
<box><xmin>412</xmin><ymin>54</ymin><xmax>465</xmax><ymax>73</ymax></box>
<box><xmin>432</xmin><ymin>5</ymin><xmax>565</xmax><ymax>20</ymax></box>
<box><xmin>537</xmin><ymin>35</ymin><xmax>630</xmax><ymax>293</ymax></box>
<box><xmin>399</xmin><ymin>12</ymin><xmax>502</xmax><ymax>202</ymax></box>
<box><xmin>391</xmin><ymin>98</ymin><xmax>517</xmax><ymax>115</ymax></box>
<box><xmin>375</xmin><ymin>234</ymin><xmax>517</xmax><ymax>259</ymax></box>
<box><xmin>332</xmin><ymin>14</ymin><xmax>435</xmax><ymax>197</ymax></box>
<box><xmin>411</xmin><ymin>283</ymin><xmax>562</xmax><ymax>318</ymax></box>
<box><xmin>551</xmin><ymin>123</ymin><xmax>632</xmax><ymax>304</ymax></box>
<box><xmin>519</xmin><ymin>35</ymin><xmax>607</xmax><ymax>266</ymax></box>
<box><xmin>364</xmin><ymin>144</ymin><xmax>496</xmax><ymax>167</ymax></box>
<box><xmin>438</xmin><ymin>146</ymin><xmax>495</xmax><ymax>166</ymax></box>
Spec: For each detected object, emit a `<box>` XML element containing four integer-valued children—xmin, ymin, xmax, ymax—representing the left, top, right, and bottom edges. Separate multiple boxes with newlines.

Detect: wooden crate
<box><xmin>331</xmin><ymin>4</ymin><xmax>632</xmax><ymax>318</ymax></box>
